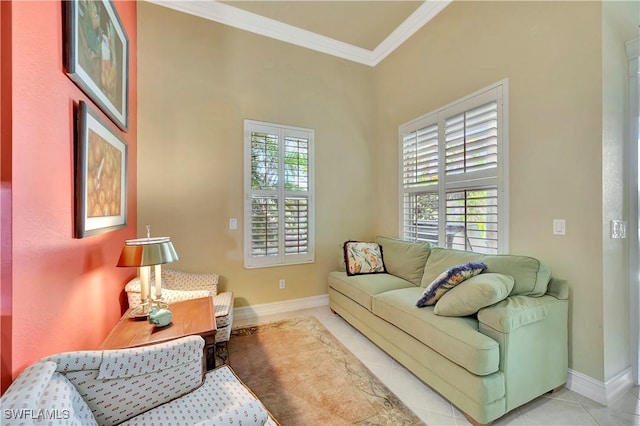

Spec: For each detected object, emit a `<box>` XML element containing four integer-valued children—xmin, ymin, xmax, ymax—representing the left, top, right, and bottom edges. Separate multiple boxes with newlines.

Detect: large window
<box><xmin>244</xmin><ymin>120</ymin><xmax>314</xmax><ymax>268</ymax></box>
<box><xmin>399</xmin><ymin>81</ymin><xmax>508</xmax><ymax>254</ymax></box>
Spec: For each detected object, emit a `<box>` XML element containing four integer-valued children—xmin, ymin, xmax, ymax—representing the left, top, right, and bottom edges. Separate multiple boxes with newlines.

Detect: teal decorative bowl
<box><xmin>148</xmin><ymin>308</ymin><xmax>172</xmax><ymax>327</ymax></box>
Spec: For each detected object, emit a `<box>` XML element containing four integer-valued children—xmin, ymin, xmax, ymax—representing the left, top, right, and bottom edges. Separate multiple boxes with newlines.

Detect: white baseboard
<box><xmin>566</xmin><ymin>367</ymin><xmax>634</xmax><ymax>406</ymax></box>
<box><xmin>233</xmin><ymin>294</ymin><xmax>329</xmax><ymax>322</ymax></box>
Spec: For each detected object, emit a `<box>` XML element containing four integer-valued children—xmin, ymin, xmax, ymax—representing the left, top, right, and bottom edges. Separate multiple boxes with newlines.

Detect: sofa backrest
<box><xmin>375</xmin><ymin>236</ymin><xmax>431</xmax><ymax>286</ymax></box>
<box><xmin>42</xmin><ymin>336</ymin><xmax>205</xmax><ymax>426</ymax></box>
<box><xmin>0</xmin><ymin>360</ymin><xmax>97</xmax><ymax>425</ymax></box>
<box><xmin>420</xmin><ymin>247</ymin><xmax>552</xmax><ymax>297</ymax></box>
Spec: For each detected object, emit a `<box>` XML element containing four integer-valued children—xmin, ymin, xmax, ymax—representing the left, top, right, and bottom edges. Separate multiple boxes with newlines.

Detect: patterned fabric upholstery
<box><xmin>1</xmin><ymin>361</ymin><xmax>57</xmax><ymax>411</ymax></box>
<box><xmin>121</xmin><ymin>366</ymin><xmax>272</xmax><ymax>426</ymax></box>
<box><xmin>40</xmin><ymin>372</ymin><xmax>98</xmax><ymax>425</ymax></box>
<box><xmin>214</xmin><ymin>291</ymin><xmax>234</xmax><ymax>344</ymax></box>
<box><xmin>124</xmin><ymin>268</ymin><xmax>218</xmax><ymax>307</ymax></box>
<box><xmin>124</xmin><ymin>269</ymin><xmax>234</xmax><ymax>346</ymax></box>
<box><xmin>2</xmin><ymin>337</ymin><xmax>279</xmax><ymax>426</ymax></box>
<box><xmin>0</xmin><ymin>361</ymin><xmax>97</xmax><ymax>425</ymax></box>
<box><xmin>43</xmin><ymin>336</ymin><xmax>205</xmax><ymax>426</ymax></box>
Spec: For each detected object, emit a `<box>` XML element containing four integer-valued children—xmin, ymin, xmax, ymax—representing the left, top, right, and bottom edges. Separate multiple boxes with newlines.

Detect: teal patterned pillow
<box><xmin>343</xmin><ymin>241</ymin><xmax>386</xmax><ymax>276</ymax></box>
<box><xmin>416</xmin><ymin>261</ymin><xmax>487</xmax><ymax>307</ymax></box>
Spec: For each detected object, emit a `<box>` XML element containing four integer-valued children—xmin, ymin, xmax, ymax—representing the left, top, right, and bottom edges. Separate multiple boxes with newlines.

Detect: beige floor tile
<box><xmin>234</xmin><ymin>306</ymin><xmax>640</xmax><ymax>426</ymax></box>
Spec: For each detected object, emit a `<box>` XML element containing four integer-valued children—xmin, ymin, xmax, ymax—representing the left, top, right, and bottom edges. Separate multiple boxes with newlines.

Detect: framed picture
<box><xmin>75</xmin><ymin>101</ymin><xmax>128</xmax><ymax>238</ymax></box>
<box><xmin>64</xmin><ymin>0</ymin><xmax>129</xmax><ymax>131</ymax></box>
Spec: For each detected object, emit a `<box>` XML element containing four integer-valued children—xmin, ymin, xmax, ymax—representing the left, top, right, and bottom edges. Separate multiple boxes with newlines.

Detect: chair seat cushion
<box><xmin>120</xmin><ymin>365</ymin><xmax>271</xmax><ymax>426</ymax></box>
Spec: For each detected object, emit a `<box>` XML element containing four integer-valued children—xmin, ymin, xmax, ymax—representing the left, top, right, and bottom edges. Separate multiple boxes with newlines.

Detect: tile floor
<box><xmin>233</xmin><ymin>306</ymin><xmax>640</xmax><ymax>426</ymax></box>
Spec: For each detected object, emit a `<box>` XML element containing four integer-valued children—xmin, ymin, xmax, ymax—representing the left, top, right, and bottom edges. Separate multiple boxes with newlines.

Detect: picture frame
<box><xmin>75</xmin><ymin>101</ymin><xmax>128</xmax><ymax>238</ymax></box>
<box><xmin>64</xmin><ymin>0</ymin><xmax>129</xmax><ymax>131</ymax></box>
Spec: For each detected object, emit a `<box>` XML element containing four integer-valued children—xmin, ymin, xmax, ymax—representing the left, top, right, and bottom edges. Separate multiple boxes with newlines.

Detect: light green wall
<box><xmin>137</xmin><ymin>2</ymin><xmax>375</xmax><ymax>307</ymax></box>
<box><xmin>372</xmin><ymin>1</ymin><xmax>606</xmax><ymax>380</ymax></box>
<box><xmin>138</xmin><ymin>1</ymin><xmax>637</xmax><ymax>383</ymax></box>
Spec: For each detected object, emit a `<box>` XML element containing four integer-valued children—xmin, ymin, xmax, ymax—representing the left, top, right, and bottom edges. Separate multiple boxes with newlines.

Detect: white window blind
<box><xmin>244</xmin><ymin>120</ymin><xmax>314</xmax><ymax>268</ymax></box>
<box><xmin>399</xmin><ymin>81</ymin><xmax>508</xmax><ymax>254</ymax></box>
<box><xmin>445</xmin><ymin>188</ymin><xmax>498</xmax><ymax>253</ymax></box>
<box><xmin>444</xmin><ymin>102</ymin><xmax>498</xmax><ymax>177</ymax></box>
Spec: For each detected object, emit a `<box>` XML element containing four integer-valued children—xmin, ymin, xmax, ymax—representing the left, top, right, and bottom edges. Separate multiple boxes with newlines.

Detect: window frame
<box><xmin>398</xmin><ymin>80</ymin><xmax>509</xmax><ymax>253</ymax></box>
<box><xmin>243</xmin><ymin>119</ymin><xmax>315</xmax><ymax>268</ymax></box>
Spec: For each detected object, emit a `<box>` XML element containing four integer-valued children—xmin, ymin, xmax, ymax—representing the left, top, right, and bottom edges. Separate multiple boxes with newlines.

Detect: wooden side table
<box><xmin>100</xmin><ymin>297</ymin><xmax>218</xmax><ymax>369</ymax></box>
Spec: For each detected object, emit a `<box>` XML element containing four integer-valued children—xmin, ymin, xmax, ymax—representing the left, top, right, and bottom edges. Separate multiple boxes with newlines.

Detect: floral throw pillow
<box><xmin>416</xmin><ymin>261</ymin><xmax>487</xmax><ymax>307</ymax></box>
<box><xmin>343</xmin><ymin>241</ymin><xmax>386</xmax><ymax>276</ymax></box>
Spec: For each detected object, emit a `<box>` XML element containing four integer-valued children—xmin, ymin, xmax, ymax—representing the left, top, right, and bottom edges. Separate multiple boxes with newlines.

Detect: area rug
<box><xmin>228</xmin><ymin>317</ymin><xmax>425</xmax><ymax>426</ymax></box>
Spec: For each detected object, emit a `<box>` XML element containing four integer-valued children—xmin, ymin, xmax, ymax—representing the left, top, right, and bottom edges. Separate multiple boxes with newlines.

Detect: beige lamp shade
<box><xmin>117</xmin><ymin>237</ymin><xmax>179</xmax><ymax>267</ymax></box>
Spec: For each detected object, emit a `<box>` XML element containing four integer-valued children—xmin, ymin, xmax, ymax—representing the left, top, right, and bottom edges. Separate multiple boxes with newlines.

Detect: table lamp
<box><xmin>117</xmin><ymin>226</ymin><xmax>179</xmax><ymax>317</ymax></box>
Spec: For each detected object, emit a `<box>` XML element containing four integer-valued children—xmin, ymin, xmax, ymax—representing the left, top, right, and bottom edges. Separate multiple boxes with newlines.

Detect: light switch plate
<box><xmin>610</xmin><ymin>220</ymin><xmax>627</xmax><ymax>239</ymax></box>
<box><xmin>229</xmin><ymin>218</ymin><xmax>237</xmax><ymax>230</ymax></box>
<box><xmin>553</xmin><ymin>219</ymin><xmax>566</xmax><ymax>235</ymax></box>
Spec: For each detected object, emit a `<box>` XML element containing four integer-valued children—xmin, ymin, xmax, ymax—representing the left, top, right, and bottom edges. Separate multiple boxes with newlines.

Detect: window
<box><xmin>399</xmin><ymin>81</ymin><xmax>508</xmax><ymax>254</ymax></box>
<box><xmin>244</xmin><ymin>120</ymin><xmax>314</xmax><ymax>268</ymax></box>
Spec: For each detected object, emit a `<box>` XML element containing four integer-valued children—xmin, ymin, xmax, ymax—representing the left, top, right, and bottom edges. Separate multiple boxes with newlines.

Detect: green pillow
<box><xmin>375</xmin><ymin>236</ymin><xmax>430</xmax><ymax>286</ymax></box>
<box><xmin>434</xmin><ymin>273</ymin><xmax>514</xmax><ymax>317</ymax></box>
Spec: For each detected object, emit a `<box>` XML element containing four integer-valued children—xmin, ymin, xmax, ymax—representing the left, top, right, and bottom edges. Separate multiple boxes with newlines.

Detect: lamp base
<box><xmin>128</xmin><ymin>299</ymin><xmax>169</xmax><ymax>319</ymax></box>
<box><xmin>129</xmin><ymin>306</ymin><xmax>150</xmax><ymax>320</ymax></box>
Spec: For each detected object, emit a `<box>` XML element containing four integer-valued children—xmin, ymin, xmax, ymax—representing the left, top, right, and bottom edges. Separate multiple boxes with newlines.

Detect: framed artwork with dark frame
<box><xmin>64</xmin><ymin>0</ymin><xmax>129</xmax><ymax>131</ymax></box>
<box><xmin>75</xmin><ymin>101</ymin><xmax>128</xmax><ymax>238</ymax></box>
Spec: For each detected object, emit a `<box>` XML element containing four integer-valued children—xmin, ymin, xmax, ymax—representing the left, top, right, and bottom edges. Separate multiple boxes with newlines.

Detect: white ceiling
<box><xmin>147</xmin><ymin>0</ymin><xmax>452</xmax><ymax>66</ymax></box>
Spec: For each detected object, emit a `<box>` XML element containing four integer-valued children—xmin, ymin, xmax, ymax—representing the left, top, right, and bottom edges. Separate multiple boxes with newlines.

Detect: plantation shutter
<box><xmin>401</xmin><ymin>120</ymin><xmax>439</xmax><ymax>244</ymax></box>
<box><xmin>444</xmin><ymin>101</ymin><xmax>498</xmax><ymax>179</ymax></box>
<box><xmin>399</xmin><ymin>82</ymin><xmax>507</xmax><ymax>254</ymax></box>
<box><xmin>284</xmin><ymin>135</ymin><xmax>309</xmax><ymax>255</ymax></box>
<box><xmin>245</xmin><ymin>121</ymin><xmax>314</xmax><ymax>268</ymax></box>
<box><xmin>445</xmin><ymin>188</ymin><xmax>498</xmax><ymax>254</ymax></box>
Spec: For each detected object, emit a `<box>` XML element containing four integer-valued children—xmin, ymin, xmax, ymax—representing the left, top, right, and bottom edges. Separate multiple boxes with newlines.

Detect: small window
<box><xmin>399</xmin><ymin>81</ymin><xmax>508</xmax><ymax>254</ymax></box>
<box><xmin>244</xmin><ymin>120</ymin><xmax>314</xmax><ymax>268</ymax></box>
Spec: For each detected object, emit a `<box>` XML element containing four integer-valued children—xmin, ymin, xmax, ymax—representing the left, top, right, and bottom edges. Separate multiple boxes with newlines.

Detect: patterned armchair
<box><xmin>124</xmin><ymin>269</ymin><xmax>234</xmax><ymax>364</ymax></box>
<box><xmin>0</xmin><ymin>336</ymin><xmax>278</xmax><ymax>425</ymax></box>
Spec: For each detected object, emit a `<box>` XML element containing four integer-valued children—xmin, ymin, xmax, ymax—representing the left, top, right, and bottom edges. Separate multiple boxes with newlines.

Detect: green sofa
<box><xmin>328</xmin><ymin>236</ymin><xmax>569</xmax><ymax>425</ymax></box>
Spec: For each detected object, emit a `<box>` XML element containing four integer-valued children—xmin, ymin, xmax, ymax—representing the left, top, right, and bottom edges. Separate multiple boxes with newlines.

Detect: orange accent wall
<box><xmin>1</xmin><ymin>0</ymin><xmax>137</xmax><ymax>391</ymax></box>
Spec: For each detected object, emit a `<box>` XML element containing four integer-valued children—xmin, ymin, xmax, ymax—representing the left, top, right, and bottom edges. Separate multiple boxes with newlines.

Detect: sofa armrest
<box><xmin>478</xmin><ymin>294</ymin><xmax>568</xmax><ymax>412</ymax></box>
<box><xmin>546</xmin><ymin>277</ymin><xmax>569</xmax><ymax>300</ymax></box>
<box><xmin>477</xmin><ymin>295</ymin><xmax>552</xmax><ymax>333</ymax></box>
<box><xmin>213</xmin><ymin>291</ymin><xmax>234</xmax><ymax>319</ymax></box>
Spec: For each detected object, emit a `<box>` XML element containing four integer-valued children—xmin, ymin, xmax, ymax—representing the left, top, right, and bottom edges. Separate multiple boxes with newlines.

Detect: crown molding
<box><xmin>146</xmin><ymin>0</ymin><xmax>451</xmax><ymax>67</ymax></box>
<box><xmin>372</xmin><ymin>1</ymin><xmax>450</xmax><ymax>66</ymax></box>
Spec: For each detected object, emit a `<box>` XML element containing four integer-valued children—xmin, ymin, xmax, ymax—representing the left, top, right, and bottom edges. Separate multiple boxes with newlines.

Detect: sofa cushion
<box><xmin>343</xmin><ymin>241</ymin><xmax>387</xmax><ymax>275</ymax></box>
<box><xmin>372</xmin><ymin>287</ymin><xmax>500</xmax><ymax>376</ymax></box>
<box><xmin>375</xmin><ymin>236</ymin><xmax>430</xmax><ymax>286</ymax></box>
<box><xmin>434</xmin><ymin>273</ymin><xmax>514</xmax><ymax>317</ymax></box>
<box><xmin>420</xmin><ymin>247</ymin><xmax>551</xmax><ymax>297</ymax></box>
<box><xmin>328</xmin><ymin>271</ymin><xmax>414</xmax><ymax>311</ymax></box>
<box><xmin>121</xmin><ymin>366</ymin><xmax>270</xmax><ymax>426</ymax></box>
<box><xmin>417</xmin><ymin>261</ymin><xmax>487</xmax><ymax>307</ymax></box>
